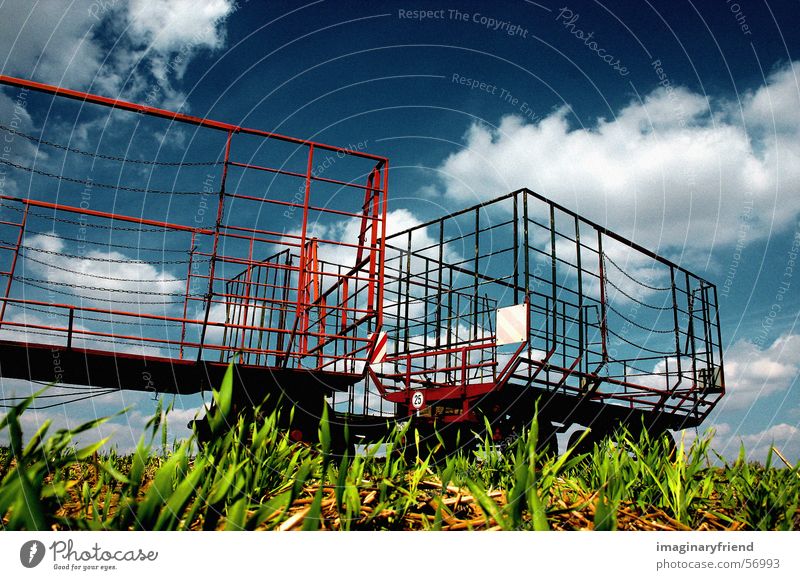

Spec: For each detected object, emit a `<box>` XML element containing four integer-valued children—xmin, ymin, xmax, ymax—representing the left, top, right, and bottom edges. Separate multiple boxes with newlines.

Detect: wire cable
<box><xmin>0</xmin><ymin>158</ymin><xmax>205</xmax><ymax>196</ymax></box>
<box><xmin>604</xmin><ymin>301</ymin><xmax>675</xmax><ymax>334</ymax></box>
<box><xmin>22</xmin><ymin>230</ymin><xmax>190</xmax><ymax>253</ymax></box>
<box><xmin>0</xmin><ymin>123</ymin><xmax>222</xmax><ymax>167</ymax></box>
<box><xmin>604</xmin><ymin>275</ymin><xmax>673</xmax><ymax>311</ymax></box>
<box><xmin>603</xmin><ymin>252</ymin><xmax>672</xmax><ymax>291</ymax></box>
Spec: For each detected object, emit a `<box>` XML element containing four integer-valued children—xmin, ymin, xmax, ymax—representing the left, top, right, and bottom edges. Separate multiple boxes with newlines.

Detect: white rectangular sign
<box><xmin>496</xmin><ymin>303</ymin><xmax>527</xmax><ymax>345</ymax></box>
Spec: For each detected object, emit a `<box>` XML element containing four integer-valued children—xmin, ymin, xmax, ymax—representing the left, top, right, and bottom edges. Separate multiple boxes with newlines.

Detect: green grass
<box><xmin>1</xmin><ymin>366</ymin><xmax>799</xmax><ymax>531</ymax></box>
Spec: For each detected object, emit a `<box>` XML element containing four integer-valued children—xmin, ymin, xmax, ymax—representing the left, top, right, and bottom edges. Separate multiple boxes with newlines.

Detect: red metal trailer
<box><xmin>0</xmin><ymin>75</ymin><xmax>724</xmax><ymax>452</ymax></box>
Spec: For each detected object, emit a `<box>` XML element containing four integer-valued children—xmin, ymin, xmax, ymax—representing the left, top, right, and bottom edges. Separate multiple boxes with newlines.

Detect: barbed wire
<box><xmin>0</xmin><ymin>203</ymin><xmax>174</xmax><ymax>232</ymax></box>
<box><xmin>0</xmin><ymin>324</ymin><xmax>172</xmax><ymax>351</ymax></box>
<box><xmin>604</xmin><ymin>325</ymin><xmax>676</xmax><ymax>355</ymax></box>
<box><xmin>14</xmin><ymin>277</ymin><xmax>191</xmax><ymax>304</ymax></box>
<box><xmin>604</xmin><ymin>301</ymin><xmax>675</xmax><ymax>334</ymax></box>
<box><xmin>9</xmin><ymin>302</ymin><xmax>183</xmax><ymax>328</ymax></box>
<box><xmin>603</xmin><ymin>252</ymin><xmax>672</xmax><ymax>291</ymax></box>
<box><xmin>14</xmin><ymin>275</ymin><xmax>188</xmax><ymax>296</ymax></box>
<box><xmin>0</xmin><ymin>123</ymin><xmax>223</xmax><ymax>167</ymax></box>
<box><xmin>0</xmin><ymin>389</ymin><xmax>121</xmax><ymax>410</ymax></box>
<box><xmin>17</xmin><ymin>242</ymin><xmax>202</xmax><ymax>265</ymax></box>
<box><xmin>23</xmin><ymin>230</ymin><xmax>190</xmax><ymax>253</ymax></box>
<box><xmin>603</xmin><ymin>275</ymin><xmax>673</xmax><ymax>311</ymax></box>
<box><xmin>0</xmin><ymin>158</ymin><xmax>205</xmax><ymax>195</ymax></box>
<box><xmin>21</xmin><ymin>252</ymin><xmax>186</xmax><ymax>283</ymax></box>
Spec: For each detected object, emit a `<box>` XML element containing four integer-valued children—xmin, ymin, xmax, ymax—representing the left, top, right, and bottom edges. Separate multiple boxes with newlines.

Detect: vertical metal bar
<box><xmin>597</xmin><ymin>233</ymin><xmax>608</xmax><ymax>363</ymax></box>
<box><xmin>669</xmin><ymin>266</ymin><xmax>682</xmax><ymax>378</ymax></box>
<box><xmin>0</xmin><ymin>202</ymin><xmax>28</xmax><ymax>326</ymax></box>
<box><xmin>366</xmin><ymin>168</ymin><xmax>381</xmax><ymax>317</ymax></box>
<box><xmin>238</xmin><ymin>237</ymin><xmax>255</xmax><ymax>363</ymax></box>
<box><xmin>436</xmin><ymin>219</ymin><xmax>444</xmax><ymax>349</ymax></box>
<box><xmin>264</xmin><ymin>259</ymin><xmax>278</xmax><ymax>364</ymax></box>
<box><xmin>197</xmin><ymin>130</ymin><xmax>233</xmax><ymax>362</ymax></box>
<box><xmin>257</xmin><ymin>278</ymin><xmax>269</xmax><ymax>366</ymax></box>
<box><xmin>423</xmin><ymin>256</ymin><xmax>430</xmax><ymax>348</ymax></box>
<box><xmin>376</xmin><ymin>161</ymin><xmax>389</xmax><ymax>332</ymax></box>
<box><xmin>712</xmin><ymin>283</ymin><xmax>725</xmax><ymax>392</ymax></box>
<box><xmin>513</xmin><ymin>191</ymin><xmax>520</xmax><ymax>303</ymax></box>
<box><xmin>685</xmin><ymin>275</ymin><xmax>698</xmax><ymax>389</ymax></box>
<box><xmin>702</xmin><ymin>284</ymin><xmax>714</xmax><ymax>368</ymax></box>
<box><xmin>363</xmin><ymin>365</ymin><xmax>368</xmax><ymax>413</ymax></box>
<box><xmin>523</xmin><ymin>191</ymin><xmax>530</xmax><ymax>294</ymax></box>
<box><xmin>523</xmin><ymin>191</ymin><xmax>532</xmax><ymax>376</ymax></box>
<box><xmin>403</xmin><ymin>234</ymin><xmax>411</xmax><ymax>353</ymax></box>
<box><xmin>249</xmin><ymin>261</ymin><xmax>263</xmax><ymax>361</ymax></box>
<box><xmin>549</xmin><ymin>204</ymin><xmax>557</xmax><ymax>356</ymax></box>
<box><xmin>473</xmin><ymin>208</ymin><xmax>480</xmax><ymax>341</ymax></box>
<box><xmin>574</xmin><ymin>216</ymin><xmax>584</xmax><ymax>374</ymax></box>
<box><xmin>561</xmin><ymin>299</ymin><xmax>566</xmax><ymax>368</ymax></box>
<box><xmin>445</xmin><ymin>267</ymin><xmax>453</xmax><ymax>373</ymax></box>
<box><xmin>219</xmin><ymin>283</ymin><xmax>230</xmax><ymax>363</ymax></box>
<box><xmin>289</xmin><ymin>143</ymin><xmax>316</xmax><ymax>360</ymax></box>
<box><xmin>67</xmin><ymin>307</ymin><xmax>74</xmax><ymax>350</ymax></box>
<box><xmin>179</xmin><ymin>231</ymin><xmax>196</xmax><ymax>360</ymax></box>
<box><xmin>341</xmin><ymin>275</ymin><xmax>349</xmax><ymax>350</ymax></box>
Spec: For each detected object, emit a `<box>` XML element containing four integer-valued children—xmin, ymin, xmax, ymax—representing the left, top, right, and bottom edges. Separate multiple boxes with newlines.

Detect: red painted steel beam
<box><xmin>0</xmin><ymin>194</ymin><xmax>211</xmax><ymax>233</ymax></box>
<box><xmin>0</xmin><ymin>74</ymin><xmax>388</xmax><ymax>162</ymax></box>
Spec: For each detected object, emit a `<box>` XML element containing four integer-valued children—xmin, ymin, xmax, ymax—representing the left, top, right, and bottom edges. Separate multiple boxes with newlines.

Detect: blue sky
<box><xmin>0</xmin><ymin>0</ymin><xmax>798</xmax><ymax>462</ymax></box>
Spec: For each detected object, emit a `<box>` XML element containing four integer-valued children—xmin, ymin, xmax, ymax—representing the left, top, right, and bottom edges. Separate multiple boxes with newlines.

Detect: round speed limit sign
<box><xmin>411</xmin><ymin>391</ymin><xmax>425</xmax><ymax>410</ymax></box>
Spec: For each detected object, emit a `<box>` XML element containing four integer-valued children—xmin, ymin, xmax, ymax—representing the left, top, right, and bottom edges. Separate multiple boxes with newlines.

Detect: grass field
<box><xmin>1</xmin><ymin>365</ymin><xmax>799</xmax><ymax>531</ymax></box>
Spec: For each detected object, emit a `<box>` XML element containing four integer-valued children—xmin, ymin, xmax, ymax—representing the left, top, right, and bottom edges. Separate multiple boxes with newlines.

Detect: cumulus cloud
<box><xmin>126</xmin><ymin>0</ymin><xmax>233</xmax><ymax>55</ymax></box>
<box><xmin>0</xmin><ymin>0</ymin><xmax>107</xmax><ymax>90</ymax></box>
<box><xmin>431</xmin><ymin>61</ymin><xmax>800</xmax><ymax>254</ymax></box>
<box><xmin>23</xmin><ymin>233</ymin><xmax>185</xmax><ymax>309</ymax></box>
<box><xmin>0</xmin><ymin>384</ymin><xmax>203</xmax><ymax>453</ymax></box>
<box><xmin>683</xmin><ymin>422</ymin><xmax>800</xmax><ymax>464</ymax></box>
<box><xmin>719</xmin><ymin>332</ymin><xmax>800</xmax><ymax>411</ymax></box>
<box><xmin>0</xmin><ymin>0</ymin><xmax>237</xmax><ymax>107</ymax></box>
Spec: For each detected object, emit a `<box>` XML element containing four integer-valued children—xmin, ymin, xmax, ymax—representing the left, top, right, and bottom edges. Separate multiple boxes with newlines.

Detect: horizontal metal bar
<box><xmin>0</xmin><ymin>74</ymin><xmax>388</xmax><ymax>162</ymax></box>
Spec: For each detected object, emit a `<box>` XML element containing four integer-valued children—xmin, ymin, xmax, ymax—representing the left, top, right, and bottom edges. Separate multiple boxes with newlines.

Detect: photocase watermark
<box><xmin>397</xmin><ymin>8</ymin><xmax>529</xmax><ymax>38</ymax></box>
<box><xmin>19</xmin><ymin>539</ymin><xmax>159</xmax><ymax>572</ymax></box>
<box><xmin>451</xmin><ymin>73</ymin><xmax>544</xmax><ymax>123</ymax></box>
<box><xmin>19</xmin><ymin>540</ymin><xmax>46</xmax><ymax>568</ymax></box>
<box><xmin>87</xmin><ymin>0</ymin><xmax>121</xmax><ymax>21</ymax></box>
<box><xmin>555</xmin><ymin>7</ymin><xmax>629</xmax><ymax>77</ymax></box>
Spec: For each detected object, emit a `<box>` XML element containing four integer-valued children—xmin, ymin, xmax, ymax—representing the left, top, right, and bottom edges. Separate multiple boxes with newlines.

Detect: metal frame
<box><xmin>0</xmin><ymin>74</ymin><xmax>725</xmax><ymax>436</ymax></box>
<box><xmin>0</xmin><ymin>74</ymin><xmax>388</xmax><ymax>395</ymax></box>
<box><xmin>362</xmin><ymin>189</ymin><xmax>725</xmax><ymax>429</ymax></box>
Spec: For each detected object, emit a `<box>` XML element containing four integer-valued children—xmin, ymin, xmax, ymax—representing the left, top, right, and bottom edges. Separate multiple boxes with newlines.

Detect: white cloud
<box><xmin>23</xmin><ymin>233</ymin><xmax>186</xmax><ymax>309</ymax></box>
<box><xmin>720</xmin><ymin>332</ymin><xmax>800</xmax><ymax>410</ymax></box>
<box><xmin>741</xmin><ymin>63</ymin><xmax>800</xmax><ymax>135</ymax></box>
<box><xmin>0</xmin><ymin>0</ymin><xmax>237</xmax><ymax>107</ymax></box>
<box><xmin>431</xmin><ymin>61</ymin><xmax>800</xmax><ymax>253</ymax></box>
<box><xmin>0</xmin><ymin>0</ymin><xmax>107</xmax><ymax>90</ymax></box>
<box><xmin>126</xmin><ymin>0</ymin><xmax>233</xmax><ymax>55</ymax></box>
<box><xmin>683</xmin><ymin>422</ymin><xmax>800</xmax><ymax>465</ymax></box>
<box><xmin>0</xmin><ymin>385</ymin><xmax>204</xmax><ymax>454</ymax></box>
